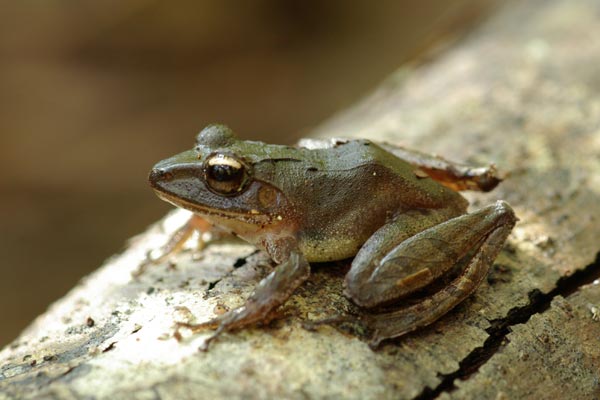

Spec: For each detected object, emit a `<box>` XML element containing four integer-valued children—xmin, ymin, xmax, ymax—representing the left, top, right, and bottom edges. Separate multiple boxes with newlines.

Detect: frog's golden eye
<box><xmin>204</xmin><ymin>154</ymin><xmax>250</xmax><ymax>195</ymax></box>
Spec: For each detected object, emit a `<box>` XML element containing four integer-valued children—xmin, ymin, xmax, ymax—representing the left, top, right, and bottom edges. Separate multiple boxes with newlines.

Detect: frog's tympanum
<box><xmin>148</xmin><ymin>125</ymin><xmax>517</xmax><ymax>348</ymax></box>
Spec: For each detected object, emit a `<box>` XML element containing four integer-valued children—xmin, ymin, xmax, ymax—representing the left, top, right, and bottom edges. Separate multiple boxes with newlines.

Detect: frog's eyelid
<box><xmin>207</xmin><ymin>155</ymin><xmax>243</xmax><ymax>170</ymax></box>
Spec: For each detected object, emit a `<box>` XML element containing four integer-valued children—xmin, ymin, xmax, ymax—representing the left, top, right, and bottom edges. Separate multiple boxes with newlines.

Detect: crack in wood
<box><xmin>414</xmin><ymin>251</ymin><xmax>600</xmax><ymax>400</ymax></box>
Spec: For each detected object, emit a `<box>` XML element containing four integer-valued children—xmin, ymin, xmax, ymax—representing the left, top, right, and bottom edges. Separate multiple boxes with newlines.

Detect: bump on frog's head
<box><xmin>195</xmin><ymin>124</ymin><xmax>237</xmax><ymax>150</ymax></box>
<box><xmin>193</xmin><ymin>125</ymin><xmax>251</xmax><ymax>196</ymax></box>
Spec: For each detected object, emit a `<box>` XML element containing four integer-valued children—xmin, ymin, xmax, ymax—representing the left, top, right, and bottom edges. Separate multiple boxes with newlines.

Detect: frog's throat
<box><xmin>154</xmin><ymin>189</ymin><xmax>272</xmax><ymax>224</ymax></box>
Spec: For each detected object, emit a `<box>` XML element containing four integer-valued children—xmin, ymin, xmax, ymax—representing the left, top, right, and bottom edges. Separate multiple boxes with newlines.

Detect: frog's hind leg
<box><xmin>379</xmin><ymin>142</ymin><xmax>503</xmax><ymax>192</ymax></box>
<box><xmin>344</xmin><ymin>201</ymin><xmax>516</xmax><ymax>348</ymax></box>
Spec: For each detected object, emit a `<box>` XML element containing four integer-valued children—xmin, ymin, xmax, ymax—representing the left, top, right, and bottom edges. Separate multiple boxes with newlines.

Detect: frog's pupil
<box><xmin>210</xmin><ymin>164</ymin><xmax>241</xmax><ymax>182</ymax></box>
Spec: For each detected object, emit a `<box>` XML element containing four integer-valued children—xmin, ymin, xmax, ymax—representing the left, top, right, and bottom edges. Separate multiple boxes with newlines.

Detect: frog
<box><xmin>147</xmin><ymin>124</ymin><xmax>517</xmax><ymax>349</ymax></box>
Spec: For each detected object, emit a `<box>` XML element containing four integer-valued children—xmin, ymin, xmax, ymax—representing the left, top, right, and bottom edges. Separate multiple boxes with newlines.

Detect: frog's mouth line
<box><xmin>153</xmin><ymin>189</ymin><xmax>271</xmax><ymax>224</ymax></box>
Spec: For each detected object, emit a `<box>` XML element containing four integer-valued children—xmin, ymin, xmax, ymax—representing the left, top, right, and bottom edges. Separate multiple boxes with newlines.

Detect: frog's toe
<box><xmin>175</xmin><ymin>318</ymin><xmax>220</xmax><ymax>333</ymax></box>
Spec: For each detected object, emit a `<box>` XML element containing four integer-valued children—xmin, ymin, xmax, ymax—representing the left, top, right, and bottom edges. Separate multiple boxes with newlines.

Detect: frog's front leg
<box><xmin>132</xmin><ymin>215</ymin><xmax>208</xmax><ymax>277</ymax></box>
<box><xmin>177</xmin><ymin>246</ymin><xmax>310</xmax><ymax>349</ymax></box>
<box><xmin>134</xmin><ymin>215</ymin><xmax>234</xmax><ymax>277</ymax></box>
<box><xmin>345</xmin><ymin>201</ymin><xmax>516</xmax><ymax>347</ymax></box>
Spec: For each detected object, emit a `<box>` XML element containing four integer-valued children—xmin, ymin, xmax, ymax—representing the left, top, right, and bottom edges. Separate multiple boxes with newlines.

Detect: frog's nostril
<box><xmin>149</xmin><ymin>168</ymin><xmax>173</xmax><ymax>183</ymax></box>
<box><xmin>149</xmin><ymin>168</ymin><xmax>162</xmax><ymax>181</ymax></box>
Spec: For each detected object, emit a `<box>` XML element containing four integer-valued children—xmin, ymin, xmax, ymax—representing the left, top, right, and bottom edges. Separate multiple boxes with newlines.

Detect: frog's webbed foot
<box><xmin>133</xmin><ymin>215</ymin><xmax>221</xmax><ymax>278</ymax></box>
<box><xmin>380</xmin><ymin>142</ymin><xmax>504</xmax><ymax>192</ymax></box>
<box><xmin>176</xmin><ymin>250</ymin><xmax>310</xmax><ymax>350</ymax></box>
<box><xmin>346</xmin><ymin>201</ymin><xmax>517</xmax><ymax>348</ymax></box>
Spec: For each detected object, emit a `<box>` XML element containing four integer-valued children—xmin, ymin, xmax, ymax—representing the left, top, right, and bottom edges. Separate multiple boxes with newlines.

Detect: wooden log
<box><xmin>2</xmin><ymin>0</ymin><xmax>600</xmax><ymax>398</ymax></box>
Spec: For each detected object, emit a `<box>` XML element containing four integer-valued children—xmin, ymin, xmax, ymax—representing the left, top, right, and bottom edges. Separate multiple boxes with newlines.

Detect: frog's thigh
<box><xmin>344</xmin><ymin>207</ymin><xmax>459</xmax><ymax>307</ymax></box>
<box><xmin>367</xmin><ymin>201</ymin><xmax>516</xmax><ymax>347</ymax></box>
<box><xmin>345</xmin><ymin>201</ymin><xmax>516</xmax><ymax>309</ymax></box>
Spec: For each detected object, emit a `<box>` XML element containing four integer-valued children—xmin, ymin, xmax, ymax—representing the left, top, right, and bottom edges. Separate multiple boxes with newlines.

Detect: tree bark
<box><xmin>2</xmin><ymin>0</ymin><xmax>600</xmax><ymax>399</ymax></box>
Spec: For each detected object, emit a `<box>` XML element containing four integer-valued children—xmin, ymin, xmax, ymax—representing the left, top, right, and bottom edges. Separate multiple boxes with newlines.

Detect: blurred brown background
<box><xmin>0</xmin><ymin>0</ymin><xmax>493</xmax><ymax>347</ymax></box>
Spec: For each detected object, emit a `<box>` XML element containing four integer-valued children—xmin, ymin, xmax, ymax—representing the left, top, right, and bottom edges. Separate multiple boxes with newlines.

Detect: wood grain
<box><xmin>2</xmin><ymin>0</ymin><xmax>600</xmax><ymax>398</ymax></box>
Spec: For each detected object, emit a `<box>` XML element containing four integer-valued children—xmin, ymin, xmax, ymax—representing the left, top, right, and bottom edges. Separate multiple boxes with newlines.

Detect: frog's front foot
<box><xmin>176</xmin><ymin>250</ymin><xmax>311</xmax><ymax>350</ymax></box>
<box><xmin>175</xmin><ymin>305</ymin><xmax>280</xmax><ymax>351</ymax></box>
<box><xmin>174</xmin><ymin>318</ymin><xmax>223</xmax><ymax>350</ymax></box>
<box><xmin>133</xmin><ymin>215</ymin><xmax>218</xmax><ymax>278</ymax></box>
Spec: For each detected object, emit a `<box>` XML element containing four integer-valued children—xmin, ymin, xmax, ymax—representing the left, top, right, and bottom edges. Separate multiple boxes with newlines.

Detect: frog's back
<box><xmin>288</xmin><ymin>139</ymin><xmax>468</xmax><ymax>262</ymax></box>
<box><xmin>309</xmin><ymin>139</ymin><xmax>467</xmax><ymax>210</ymax></box>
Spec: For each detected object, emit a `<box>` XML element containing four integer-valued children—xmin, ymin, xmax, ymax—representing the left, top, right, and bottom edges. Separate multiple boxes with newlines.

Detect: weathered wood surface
<box><xmin>2</xmin><ymin>0</ymin><xmax>600</xmax><ymax>399</ymax></box>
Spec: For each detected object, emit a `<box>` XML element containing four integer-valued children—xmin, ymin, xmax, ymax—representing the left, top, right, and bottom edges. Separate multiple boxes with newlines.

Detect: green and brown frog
<box><xmin>147</xmin><ymin>125</ymin><xmax>516</xmax><ymax>348</ymax></box>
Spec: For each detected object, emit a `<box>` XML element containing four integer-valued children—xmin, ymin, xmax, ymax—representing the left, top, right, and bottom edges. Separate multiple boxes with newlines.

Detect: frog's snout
<box><xmin>149</xmin><ymin>167</ymin><xmax>172</xmax><ymax>187</ymax></box>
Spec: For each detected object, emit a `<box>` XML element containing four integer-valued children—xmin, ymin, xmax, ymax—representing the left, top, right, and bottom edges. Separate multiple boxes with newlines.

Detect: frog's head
<box><xmin>149</xmin><ymin>125</ymin><xmax>290</xmax><ymax>229</ymax></box>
